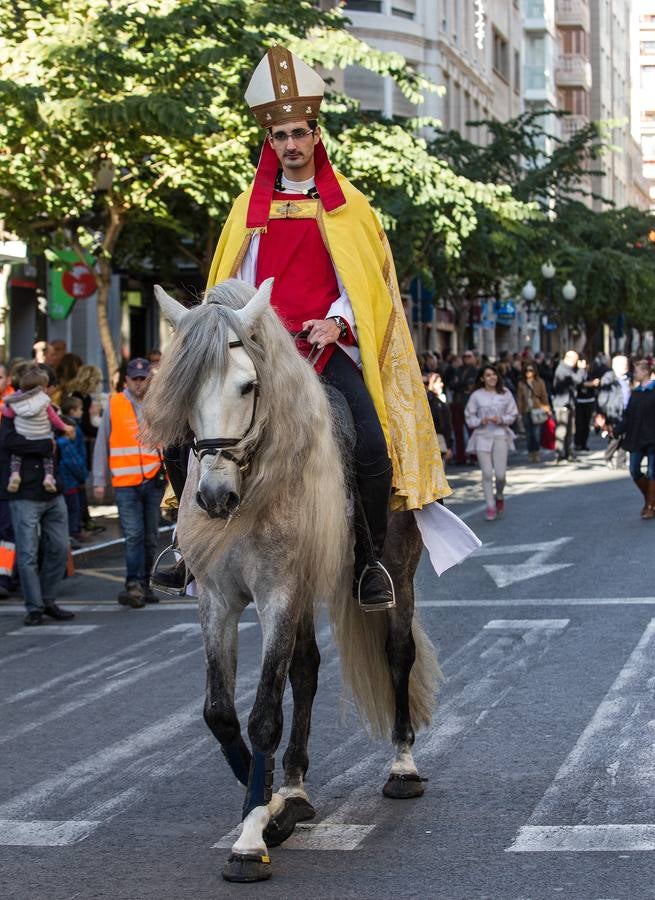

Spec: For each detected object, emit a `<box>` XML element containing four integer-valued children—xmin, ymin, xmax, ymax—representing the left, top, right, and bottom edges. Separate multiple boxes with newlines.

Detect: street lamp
<box><xmin>541</xmin><ymin>260</ymin><xmax>556</xmax><ymax>280</ymax></box>
<box><xmin>562</xmin><ymin>279</ymin><xmax>577</xmax><ymax>302</ymax></box>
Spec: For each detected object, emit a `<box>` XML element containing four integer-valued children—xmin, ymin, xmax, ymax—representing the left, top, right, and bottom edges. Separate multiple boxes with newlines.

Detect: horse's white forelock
<box><xmin>142</xmin><ymin>278</ymin><xmax>350</xmax><ymax>605</ymax></box>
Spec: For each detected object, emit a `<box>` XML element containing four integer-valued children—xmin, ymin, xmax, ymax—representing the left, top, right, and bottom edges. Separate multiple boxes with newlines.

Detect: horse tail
<box><xmin>328</xmin><ymin>580</ymin><xmax>440</xmax><ymax>739</ymax></box>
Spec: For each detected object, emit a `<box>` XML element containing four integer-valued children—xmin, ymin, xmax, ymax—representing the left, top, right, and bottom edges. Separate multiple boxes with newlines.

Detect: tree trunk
<box><xmin>96</xmin><ymin>204</ymin><xmax>124</xmax><ymax>389</ymax></box>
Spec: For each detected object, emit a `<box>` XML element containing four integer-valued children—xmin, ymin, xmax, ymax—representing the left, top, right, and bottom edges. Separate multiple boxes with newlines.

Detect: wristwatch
<box><xmin>329</xmin><ymin>316</ymin><xmax>349</xmax><ymax>341</ymax></box>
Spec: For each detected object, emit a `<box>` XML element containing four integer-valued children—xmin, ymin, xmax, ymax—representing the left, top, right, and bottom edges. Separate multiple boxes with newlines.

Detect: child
<box><xmin>1</xmin><ymin>367</ymin><xmax>75</xmax><ymax>493</ymax></box>
<box><xmin>57</xmin><ymin>396</ymin><xmax>90</xmax><ymax>542</ymax></box>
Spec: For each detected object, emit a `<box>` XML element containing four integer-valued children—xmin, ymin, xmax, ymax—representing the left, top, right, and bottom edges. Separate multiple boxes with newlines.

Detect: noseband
<box><xmin>191</xmin><ymin>339</ymin><xmax>260</xmax><ymax>473</ymax></box>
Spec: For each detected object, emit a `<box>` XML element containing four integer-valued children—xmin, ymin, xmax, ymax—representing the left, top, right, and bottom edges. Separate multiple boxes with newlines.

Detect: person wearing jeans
<box><xmin>465</xmin><ymin>365</ymin><xmax>519</xmax><ymax>521</ymax></box>
<box><xmin>0</xmin><ymin>392</ymin><xmax>75</xmax><ymax>626</ymax></box>
<box><xmin>614</xmin><ymin>359</ymin><xmax>655</xmax><ymax>519</ymax></box>
<box><xmin>93</xmin><ymin>358</ymin><xmax>165</xmax><ymax>608</ymax></box>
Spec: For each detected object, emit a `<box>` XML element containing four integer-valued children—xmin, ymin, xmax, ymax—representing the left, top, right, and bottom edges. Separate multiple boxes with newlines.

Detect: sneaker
<box><xmin>43</xmin><ymin>473</ymin><xmax>57</xmax><ymax>493</ymax></box>
<box><xmin>24</xmin><ymin>610</ymin><xmax>43</xmax><ymax>626</ymax></box>
<box><xmin>7</xmin><ymin>472</ymin><xmax>21</xmax><ymax>493</ymax></box>
<box><xmin>495</xmin><ymin>497</ymin><xmax>505</xmax><ymax>516</ymax></box>
<box><xmin>42</xmin><ymin>603</ymin><xmax>75</xmax><ymax>620</ymax></box>
<box><xmin>485</xmin><ymin>507</ymin><xmax>497</xmax><ymax>521</ymax></box>
<box><xmin>117</xmin><ymin>581</ymin><xmax>146</xmax><ymax>609</ymax></box>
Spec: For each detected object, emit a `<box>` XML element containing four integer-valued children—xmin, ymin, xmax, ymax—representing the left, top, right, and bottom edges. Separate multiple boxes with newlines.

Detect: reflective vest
<box><xmin>108</xmin><ymin>393</ymin><xmax>161</xmax><ymax>488</ymax></box>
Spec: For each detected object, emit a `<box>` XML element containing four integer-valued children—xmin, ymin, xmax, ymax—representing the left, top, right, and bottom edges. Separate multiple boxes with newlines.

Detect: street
<box><xmin>1</xmin><ymin>447</ymin><xmax>653</xmax><ymax>899</ymax></box>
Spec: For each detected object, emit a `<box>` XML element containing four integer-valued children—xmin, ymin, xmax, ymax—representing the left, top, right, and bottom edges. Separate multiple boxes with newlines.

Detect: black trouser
<box><xmin>321</xmin><ymin>348</ymin><xmax>391</xmax><ymax>570</ymax></box>
<box><xmin>575</xmin><ymin>402</ymin><xmax>594</xmax><ymax>450</ymax></box>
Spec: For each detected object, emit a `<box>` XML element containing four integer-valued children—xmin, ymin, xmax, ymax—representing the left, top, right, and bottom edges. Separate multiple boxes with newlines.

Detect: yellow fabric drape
<box><xmin>206</xmin><ymin>174</ymin><xmax>452</xmax><ymax>510</ymax></box>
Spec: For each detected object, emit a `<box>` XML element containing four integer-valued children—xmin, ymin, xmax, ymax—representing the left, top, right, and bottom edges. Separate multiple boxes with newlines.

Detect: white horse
<box><xmin>143</xmin><ymin>278</ymin><xmax>439</xmax><ymax>883</ymax></box>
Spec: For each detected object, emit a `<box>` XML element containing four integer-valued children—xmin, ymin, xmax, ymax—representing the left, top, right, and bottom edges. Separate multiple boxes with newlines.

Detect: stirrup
<box><xmin>151</xmin><ymin>543</ymin><xmax>191</xmax><ymax>597</ymax></box>
<box><xmin>357</xmin><ymin>561</ymin><xmax>396</xmax><ymax>612</ymax></box>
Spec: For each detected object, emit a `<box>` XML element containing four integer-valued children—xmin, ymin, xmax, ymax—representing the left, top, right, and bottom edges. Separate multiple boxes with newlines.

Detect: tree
<box><xmin>1</xmin><ymin>0</ymin><xmax>531</xmax><ymax>376</ymax></box>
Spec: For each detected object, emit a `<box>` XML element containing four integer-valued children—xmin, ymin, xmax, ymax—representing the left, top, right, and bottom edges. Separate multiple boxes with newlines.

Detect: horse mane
<box><xmin>143</xmin><ymin>279</ymin><xmax>351</xmax><ymax>604</ymax></box>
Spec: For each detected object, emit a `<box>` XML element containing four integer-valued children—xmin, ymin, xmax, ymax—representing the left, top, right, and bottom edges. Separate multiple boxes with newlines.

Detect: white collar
<box><xmin>280</xmin><ymin>173</ymin><xmax>316</xmax><ymax>193</ymax></box>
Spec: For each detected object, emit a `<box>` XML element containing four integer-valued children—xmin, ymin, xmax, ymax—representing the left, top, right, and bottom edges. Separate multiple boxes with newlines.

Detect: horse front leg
<box><xmin>199</xmin><ymin>589</ymin><xmax>251</xmax><ymax>786</ymax></box>
<box><xmin>223</xmin><ymin>593</ymin><xmax>299</xmax><ymax>883</ymax></box>
<box><xmin>263</xmin><ymin>609</ymin><xmax>320</xmax><ymax>848</ymax></box>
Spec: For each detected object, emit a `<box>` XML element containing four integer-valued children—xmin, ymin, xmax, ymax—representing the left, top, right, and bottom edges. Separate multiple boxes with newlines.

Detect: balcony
<box><xmin>524</xmin><ymin>0</ymin><xmax>556</xmax><ymax>33</ymax></box>
<box><xmin>556</xmin><ymin>53</ymin><xmax>592</xmax><ymax>90</ymax></box>
<box><xmin>555</xmin><ymin>0</ymin><xmax>590</xmax><ymax>32</ymax></box>
<box><xmin>561</xmin><ymin>113</ymin><xmax>590</xmax><ymax>138</ymax></box>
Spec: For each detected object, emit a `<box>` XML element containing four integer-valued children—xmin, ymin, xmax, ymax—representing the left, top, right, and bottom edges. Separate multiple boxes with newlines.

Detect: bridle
<box><xmin>191</xmin><ymin>339</ymin><xmax>260</xmax><ymax>473</ymax></box>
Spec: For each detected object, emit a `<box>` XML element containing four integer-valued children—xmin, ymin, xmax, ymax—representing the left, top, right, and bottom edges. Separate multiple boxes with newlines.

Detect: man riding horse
<box><xmin>153</xmin><ymin>46</ymin><xmax>452</xmax><ymax>609</ymax></box>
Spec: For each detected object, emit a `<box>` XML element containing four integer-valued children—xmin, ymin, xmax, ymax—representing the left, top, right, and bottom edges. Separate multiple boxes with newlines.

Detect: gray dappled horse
<box><xmin>143</xmin><ymin>278</ymin><xmax>439</xmax><ymax>883</ymax></box>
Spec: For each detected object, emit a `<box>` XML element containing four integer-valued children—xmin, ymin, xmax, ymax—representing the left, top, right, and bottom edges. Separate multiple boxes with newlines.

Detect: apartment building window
<box><xmin>344</xmin><ymin>1</ymin><xmax>382</xmax><ymax>11</ymax></box>
<box><xmin>641</xmin><ymin>42</ymin><xmax>655</xmax><ymax>55</ymax></box>
<box><xmin>561</xmin><ymin>28</ymin><xmax>589</xmax><ymax>56</ymax></box>
<box><xmin>561</xmin><ymin>88</ymin><xmax>590</xmax><ymax>117</ymax></box>
<box><xmin>493</xmin><ymin>29</ymin><xmax>510</xmax><ymax>81</ymax></box>
<box><xmin>514</xmin><ymin>50</ymin><xmax>521</xmax><ymax>94</ymax></box>
<box><xmin>642</xmin><ymin>66</ymin><xmax>655</xmax><ymax>95</ymax></box>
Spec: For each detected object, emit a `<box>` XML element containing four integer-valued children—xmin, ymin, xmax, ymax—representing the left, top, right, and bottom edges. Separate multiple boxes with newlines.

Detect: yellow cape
<box><xmin>206</xmin><ymin>173</ymin><xmax>452</xmax><ymax>511</ymax></box>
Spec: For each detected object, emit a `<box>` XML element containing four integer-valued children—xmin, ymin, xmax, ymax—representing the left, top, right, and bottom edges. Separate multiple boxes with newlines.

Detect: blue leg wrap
<box><xmin>221</xmin><ymin>737</ymin><xmax>252</xmax><ymax>787</ymax></box>
<box><xmin>242</xmin><ymin>748</ymin><xmax>275</xmax><ymax>819</ymax></box>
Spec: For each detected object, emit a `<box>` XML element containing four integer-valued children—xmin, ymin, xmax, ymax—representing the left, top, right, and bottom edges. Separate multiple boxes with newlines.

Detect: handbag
<box><xmin>541</xmin><ymin>414</ymin><xmax>556</xmax><ymax>450</ymax></box>
<box><xmin>527</xmin><ymin>380</ymin><xmax>549</xmax><ymax>426</ymax></box>
<box><xmin>530</xmin><ymin>407</ymin><xmax>549</xmax><ymax>425</ymax></box>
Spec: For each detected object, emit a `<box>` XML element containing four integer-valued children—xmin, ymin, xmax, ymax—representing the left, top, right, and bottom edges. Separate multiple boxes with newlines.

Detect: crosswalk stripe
<box><xmin>6</xmin><ymin>625</ymin><xmax>98</xmax><ymax>636</ymax></box>
<box><xmin>506</xmin><ymin>618</ymin><xmax>655</xmax><ymax>853</ymax></box>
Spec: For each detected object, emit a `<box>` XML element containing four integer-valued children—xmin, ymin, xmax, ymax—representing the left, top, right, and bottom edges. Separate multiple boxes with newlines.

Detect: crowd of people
<box><xmin>421</xmin><ymin>346</ymin><xmax>655</xmax><ymax>521</ymax></box>
<box><xmin>0</xmin><ymin>334</ymin><xmax>653</xmax><ymax>625</ymax></box>
<box><xmin>0</xmin><ymin>342</ymin><xmax>164</xmax><ymax>625</ymax></box>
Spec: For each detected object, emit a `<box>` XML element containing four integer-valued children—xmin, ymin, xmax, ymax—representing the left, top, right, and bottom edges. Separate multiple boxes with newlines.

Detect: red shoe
<box><xmin>496</xmin><ymin>497</ymin><xmax>505</xmax><ymax>515</ymax></box>
<box><xmin>485</xmin><ymin>507</ymin><xmax>497</xmax><ymax>521</ymax></box>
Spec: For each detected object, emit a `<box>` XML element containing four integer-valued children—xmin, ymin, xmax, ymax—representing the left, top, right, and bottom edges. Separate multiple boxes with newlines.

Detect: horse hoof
<box><xmin>222</xmin><ymin>852</ymin><xmax>272</xmax><ymax>883</ymax></box>
<box><xmin>263</xmin><ymin>796</ymin><xmax>316</xmax><ymax>848</ymax></box>
<box><xmin>382</xmin><ymin>773</ymin><xmax>426</xmax><ymax>800</ymax></box>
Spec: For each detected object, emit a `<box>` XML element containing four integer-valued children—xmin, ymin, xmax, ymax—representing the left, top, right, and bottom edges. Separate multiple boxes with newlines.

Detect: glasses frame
<box><xmin>269</xmin><ymin>128</ymin><xmax>316</xmax><ymax>144</ymax></box>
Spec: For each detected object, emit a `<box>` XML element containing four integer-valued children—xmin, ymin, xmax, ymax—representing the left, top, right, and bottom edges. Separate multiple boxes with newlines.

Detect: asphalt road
<box><xmin>1</xmin><ymin>443</ymin><xmax>654</xmax><ymax>899</ymax></box>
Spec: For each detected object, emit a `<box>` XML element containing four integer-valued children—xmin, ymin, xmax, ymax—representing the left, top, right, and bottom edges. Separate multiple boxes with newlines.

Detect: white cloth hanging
<box><xmin>414</xmin><ymin>501</ymin><xmax>481</xmax><ymax>576</ymax></box>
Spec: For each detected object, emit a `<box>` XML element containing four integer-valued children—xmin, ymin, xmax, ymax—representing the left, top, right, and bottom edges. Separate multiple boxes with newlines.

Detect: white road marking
<box><xmin>295</xmin><ymin>620</ymin><xmax>569</xmax><ymax>836</ymax></box>
<box><xmin>475</xmin><ymin>537</ymin><xmax>573</xmax><ymax>588</ymax></box>
<box><xmin>213</xmin><ymin>823</ymin><xmax>375</xmax><ymax>852</ymax></box>
<box><xmin>0</xmin><ymin>819</ymin><xmax>99</xmax><ymax>846</ymax></box>
<box><xmin>417</xmin><ymin>597</ymin><xmax>655</xmax><ymax>607</ymax></box>
<box><xmin>163</xmin><ymin>622</ymin><xmax>256</xmax><ymax>634</ymax></box>
<box><xmin>6</xmin><ymin>625</ymin><xmax>98</xmax><ymax>636</ymax></box>
<box><xmin>508</xmin><ymin>825</ymin><xmax>655</xmax><ymax>853</ymax></box>
<box><xmin>507</xmin><ymin>618</ymin><xmax>655</xmax><ymax>854</ymax></box>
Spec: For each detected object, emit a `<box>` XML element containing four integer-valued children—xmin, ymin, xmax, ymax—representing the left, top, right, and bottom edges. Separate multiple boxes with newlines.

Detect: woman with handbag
<box><xmin>518</xmin><ymin>362</ymin><xmax>551</xmax><ymax>463</ymax></box>
<box><xmin>465</xmin><ymin>365</ymin><xmax>519</xmax><ymax>521</ymax></box>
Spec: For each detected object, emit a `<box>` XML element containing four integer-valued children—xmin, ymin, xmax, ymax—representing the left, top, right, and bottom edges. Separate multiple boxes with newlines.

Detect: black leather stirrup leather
<box><xmin>354</xmin><ymin>460</ymin><xmax>395</xmax><ymax>612</ymax></box>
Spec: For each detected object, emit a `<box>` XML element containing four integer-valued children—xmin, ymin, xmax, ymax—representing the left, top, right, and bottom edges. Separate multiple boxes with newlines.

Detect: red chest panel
<box><xmin>255</xmin><ymin>193</ymin><xmax>339</xmax><ymax>333</ymax></box>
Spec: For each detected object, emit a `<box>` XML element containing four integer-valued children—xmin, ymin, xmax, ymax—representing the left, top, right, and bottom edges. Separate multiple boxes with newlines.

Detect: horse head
<box><xmin>153</xmin><ymin>278</ymin><xmax>273</xmax><ymax>520</ymax></box>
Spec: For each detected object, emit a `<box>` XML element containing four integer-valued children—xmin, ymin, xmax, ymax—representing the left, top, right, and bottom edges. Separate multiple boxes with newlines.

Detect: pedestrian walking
<box><xmin>465</xmin><ymin>365</ymin><xmax>518</xmax><ymax>521</ymax></box>
<box><xmin>0</xmin><ymin>363</ymin><xmax>16</xmax><ymax>599</ymax></box>
<box><xmin>517</xmin><ymin>362</ymin><xmax>551</xmax><ymax>463</ymax></box>
<box><xmin>0</xmin><ymin>393</ymin><xmax>74</xmax><ymax>626</ymax></box>
<box><xmin>614</xmin><ymin>359</ymin><xmax>655</xmax><ymax>519</ymax></box>
<box><xmin>93</xmin><ymin>358</ymin><xmax>165</xmax><ymax>607</ymax></box>
<box><xmin>551</xmin><ymin>351</ymin><xmax>588</xmax><ymax>463</ymax></box>
<box><xmin>424</xmin><ymin>372</ymin><xmax>453</xmax><ymax>463</ymax></box>
<box><xmin>596</xmin><ymin>354</ymin><xmax>632</xmax><ymax>469</ymax></box>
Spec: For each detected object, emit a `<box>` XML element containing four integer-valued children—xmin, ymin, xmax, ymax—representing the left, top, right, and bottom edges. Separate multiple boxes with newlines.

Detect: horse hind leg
<box><xmin>383</xmin><ymin>529</ymin><xmax>426</xmax><ymax>800</ymax></box>
<box><xmin>263</xmin><ymin>610</ymin><xmax>319</xmax><ymax>848</ymax></box>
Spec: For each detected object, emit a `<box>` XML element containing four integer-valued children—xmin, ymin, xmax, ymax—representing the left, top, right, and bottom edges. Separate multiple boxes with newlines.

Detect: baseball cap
<box><xmin>126</xmin><ymin>358</ymin><xmax>151</xmax><ymax>379</ymax></box>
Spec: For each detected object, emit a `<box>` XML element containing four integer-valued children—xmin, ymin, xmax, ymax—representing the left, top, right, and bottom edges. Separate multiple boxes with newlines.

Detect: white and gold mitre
<box><xmin>245</xmin><ymin>45</ymin><xmax>325</xmax><ymax>128</ymax></box>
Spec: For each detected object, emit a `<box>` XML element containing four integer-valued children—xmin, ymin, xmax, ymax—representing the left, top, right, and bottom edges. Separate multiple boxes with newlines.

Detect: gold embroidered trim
<box><xmin>382</xmin><ymin>257</ymin><xmax>391</xmax><ymax>283</ymax></box>
<box><xmin>250</xmin><ymin>96</ymin><xmax>323</xmax><ymax>128</ymax></box>
<box><xmin>268</xmin><ymin>199</ymin><xmax>319</xmax><ymax>220</ymax></box>
<box><xmin>267</xmin><ymin>46</ymin><xmax>298</xmax><ymax>102</ymax></box>
<box><xmin>379</xmin><ymin>307</ymin><xmax>396</xmax><ymax>368</ymax></box>
<box><xmin>315</xmin><ymin>202</ymin><xmax>331</xmax><ymax>252</ymax></box>
<box><xmin>229</xmin><ymin>234</ymin><xmax>253</xmax><ymax>277</ymax></box>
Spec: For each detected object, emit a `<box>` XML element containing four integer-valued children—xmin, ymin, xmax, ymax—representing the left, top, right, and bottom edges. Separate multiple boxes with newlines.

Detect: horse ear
<box><xmin>154</xmin><ymin>285</ymin><xmax>188</xmax><ymax>329</ymax></box>
<box><xmin>234</xmin><ymin>277</ymin><xmax>273</xmax><ymax>330</ymax></box>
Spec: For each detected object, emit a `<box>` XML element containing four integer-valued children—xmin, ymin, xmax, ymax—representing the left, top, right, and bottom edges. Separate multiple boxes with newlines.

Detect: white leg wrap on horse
<box><xmin>390</xmin><ymin>745</ymin><xmax>418</xmax><ymax>776</ymax></box>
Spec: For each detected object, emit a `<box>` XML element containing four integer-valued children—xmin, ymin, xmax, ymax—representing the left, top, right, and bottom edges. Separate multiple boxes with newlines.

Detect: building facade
<box><xmin>638</xmin><ymin>0</ymin><xmax>655</xmax><ymax>207</ymax></box>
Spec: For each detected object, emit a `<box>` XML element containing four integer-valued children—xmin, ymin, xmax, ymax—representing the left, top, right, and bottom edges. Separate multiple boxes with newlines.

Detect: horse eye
<box><xmin>241</xmin><ymin>381</ymin><xmax>255</xmax><ymax>396</ymax></box>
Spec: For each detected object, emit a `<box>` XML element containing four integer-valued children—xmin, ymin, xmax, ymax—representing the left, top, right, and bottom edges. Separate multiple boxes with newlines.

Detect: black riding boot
<box><xmin>354</xmin><ymin>459</ymin><xmax>395</xmax><ymax>612</ymax></box>
<box><xmin>150</xmin><ymin>445</ymin><xmax>191</xmax><ymax>594</ymax></box>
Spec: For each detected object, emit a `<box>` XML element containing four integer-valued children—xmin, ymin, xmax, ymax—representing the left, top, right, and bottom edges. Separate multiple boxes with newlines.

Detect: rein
<box><xmin>191</xmin><ymin>338</ymin><xmax>260</xmax><ymax>473</ymax></box>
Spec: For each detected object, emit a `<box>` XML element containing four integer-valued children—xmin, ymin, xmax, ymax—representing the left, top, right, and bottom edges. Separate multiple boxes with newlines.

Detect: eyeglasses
<box><xmin>270</xmin><ymin>128</ymin><xmax>315</xmax><ymax>144</ymax></box>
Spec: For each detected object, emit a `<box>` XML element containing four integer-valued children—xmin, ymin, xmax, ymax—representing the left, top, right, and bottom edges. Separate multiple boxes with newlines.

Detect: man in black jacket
<box><xmin>0</xmin><ymin>398</ymin><xmax>74</xmax><ymax>626</ymax></box>
<box><xmin>551</xmin><ymin>350</ymin><xmax>589</xmax><ymax>463</ymax></box>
